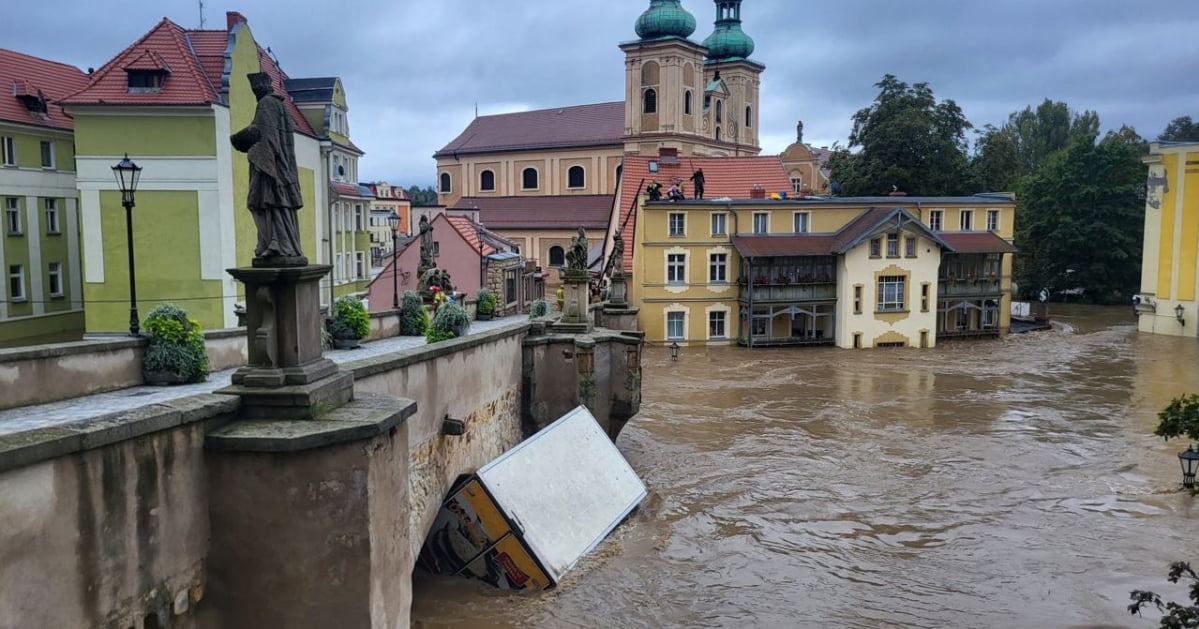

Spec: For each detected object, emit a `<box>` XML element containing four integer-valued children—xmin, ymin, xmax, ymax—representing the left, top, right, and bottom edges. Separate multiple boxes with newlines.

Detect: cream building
<box><xmin>1136</xmin><ymin>141</ymin><xmax>1199</xmax><ymax>335</ymax></box>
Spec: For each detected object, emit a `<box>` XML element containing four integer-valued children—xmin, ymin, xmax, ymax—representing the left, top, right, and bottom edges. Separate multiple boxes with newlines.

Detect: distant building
<box><xmin>780</xmin><ymin>121</ymin><xmax>832</xmax><ymax>195</ymax></box>
<box><xmin>1136</xmin><ymin>141</ymin><xmax>1199</xmax><ymax>336</ymax></box>
<box><xmin>0</xmin><ymin>48</ymin><xmax>90</xmax><ymax>346</ymax></box>
<box><xmin>363</xmin><ymin>182</ymin><xmax>411</xmax><ymax>263</ymax></box>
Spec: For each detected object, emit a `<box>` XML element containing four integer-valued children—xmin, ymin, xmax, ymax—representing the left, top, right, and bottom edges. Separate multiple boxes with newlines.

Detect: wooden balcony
<box><xmin>938</xmin><ymin>278</ymin><xmax>1002</xmax><ymax>297</ymax></box>
<box><xmin>741</xmin><ymin>282</ymin><xmax>838</xmax><ymax>303</ymax></box>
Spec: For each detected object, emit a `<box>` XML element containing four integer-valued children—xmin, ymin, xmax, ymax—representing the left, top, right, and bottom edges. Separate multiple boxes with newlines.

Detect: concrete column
<box><xmin>24</xmin><ymin>196</ymin><xmax>44</xmax><ymax>315</ymax></box>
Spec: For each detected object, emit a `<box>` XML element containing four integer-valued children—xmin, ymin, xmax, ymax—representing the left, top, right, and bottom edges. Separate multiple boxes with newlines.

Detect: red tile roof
<box><xmin>61</xmin><ymin>18</ymin><xmax>220</xmax><ymax>107</ymax></box>
<box><xmin>187</xmin><ymin>30</ymin><xmax>231</xmax><ymax>97</ymax></box>
<box><xmin>615</xmin><ymin>154</ymin><xmax>792</xmax><ymax>270</ymax></box>
<box><xmin>256</xmin><ymin>45</ymin><xmax>317</xmax><ymax>137</ymax></box>
<box><xmin>331</xmin><ymin>181</ymin><xmax>367</xmax><ymax>198</ymax></box>
<box><xmin>939</xmin><ymin>231</ymin><xmax>1016</xmax><ymax>254</ymax></box>
<box><xmin>435</xmin><ymin>102</ymin><xmax>624</xmax><ymax>157</ymax></box>
<box><xmin>452</xmin><ymin>195</ymin><xmax>614</xmax><ymax>230</ymax></box>
<box><xmin>0</xmin><ymin>48</ymin><xmax>90</xmax><ymax>130</ymax></box>
<box><xmin>444</xmin><ymin>214</ymin><xmax>519</xmax><ymax>256</ymax></box>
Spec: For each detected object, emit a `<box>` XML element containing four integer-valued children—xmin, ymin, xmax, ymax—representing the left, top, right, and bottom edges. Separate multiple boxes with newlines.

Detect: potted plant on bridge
<box><xmin>427</xmin><ymin>302</ymin><xmax>471</xmax><ymax>343</ymax></box>
<box><xmin>476</xmin><ymin>287</ymin><xmax>497</xmax><ymax>321</ymax></box>
<box><xmin>529</xmin><ymin>298</ymin><xmax>549</xmax><ymax>319</ymax></box>
<box><xmin>329</xmin><ymin>295</ymin><xmax>371</xmax><ymax>349</ymax></box>
<box><xmin>142</xmin><ymin>303</ymin><xmax>209</xmax><ymax>385</ymax></box>
<box><xmin>399</xmin><ymin>290</ymin><xmax>429</xmax><ymax>336</ymax></box>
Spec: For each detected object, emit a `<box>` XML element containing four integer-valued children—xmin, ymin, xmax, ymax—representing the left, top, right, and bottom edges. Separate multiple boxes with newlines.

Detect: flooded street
<box><xmin>412</xmin><ymin>305</ymin><xmax>1199</xmax><ymax>628</ymax></box>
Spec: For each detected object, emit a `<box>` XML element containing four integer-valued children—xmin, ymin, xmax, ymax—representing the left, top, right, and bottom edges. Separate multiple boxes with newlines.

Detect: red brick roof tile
<box><xmin>256</xmin><ymin>46</ymin><xmax>317</xmax><ymax>137</ymax></box>
<box><xmin>452</xmin><ymin>195</ymin><xmax>614</xmax><ymax>230</ymax></box>
<box><xmin>435</xmin><ymin>102</ymin><xmax>624</xmax><ymax>157</ymax></box>
<box><xmin>0</xmin><ymin>48</ymin><xmax>90</xmax><ymax>130</ymax></box>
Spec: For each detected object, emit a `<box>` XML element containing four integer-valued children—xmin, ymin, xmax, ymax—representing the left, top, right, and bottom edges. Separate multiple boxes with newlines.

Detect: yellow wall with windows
<box><xmin>1139</xmin><ymin>143</ymin><xmax>1199</xmax><ymax>336</ymax></box>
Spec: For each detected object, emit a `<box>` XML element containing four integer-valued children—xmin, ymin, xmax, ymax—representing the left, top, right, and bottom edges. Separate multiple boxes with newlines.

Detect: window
<box><xmin>126</xmin><ymin>70</ymin><xmax>166</xmax><ymax>91</ymax></box>
<box><xmin>521</xmin><ymin>168</ymin><xmax>538</xmax><ymax>190</ymax></box>
<box><xmin>356</xmin><ymin>252</ymin><xmax>365</xmax><ymax>279</ymax></box>
<box><xmin>667</xmin><ymin>311</ymin><xmax>684</xmax><ymax>340</ymax></box>
<box><xmin>709</xmin><ymin>311</ymin><xmax>726</xmax><ymax>339</ymax></box>
<box><xmin>432</xmin><ymin>241</ymin><xmax>440</xmax><ymax>256</ymax></box>
<box><xmin>684</xmin><ymin>90</ymin><xmax>693</xmax><ymax>116</ymax></box>
<box><xmin>987</xmin><ymin>210</ymin><xmax>1000</xmax><ymax>232</ymax></box>
<box><xmin>8</xmin><ymin>265</ymin><xmax>24</xmax><ymax>301</ymax></box>
<box><xmin>334</xmin><ymin>254</ymin><xmax>343</xmax><ymax>280</ymax></box>
<box><xmin>959</xmin><ymin>210</ymin><xmax>973</xmax><ymax>231</ymax></box>
<box><xmin>905</xmin><ymin>236</ymin><xmax>916</xmax><ymax>258</ymax></box>
<box><xmin>752</xmin><ymin>212</ymin><xmax>768</xmax><ymax>234</ymax></box>
<box><xmin>920</xmin><ymin>283</ymin><xmax>930</xmax><ymax>312</ymax></box>
<box><xmin>439</xmin><ymin>172</ymin><xmax>451</xmax><ymax>193</ymax></box>
<box><xmin>853</xmin><ymin>285</ymin><xmax>862</xmax><ymax>314</ymax></box>
<box><xmin>667</xmin><ymin>253</ymin><xmax>685</xmax><ymax>284</ymax></box>
<box><xmin>643</xmin><ymin>88</ymin><xmax>657</xmax><ymax>114</ymax></box>
<box><xmin>711</xmin><ymin>212</ymin><xmax>727</xmax><ymax>236</ymax></box>
<box><xmin>869</xmin><ymin>238</ymin><xmax>880</xmax><ymax>258</ymax></box>
<box><xmin>480</xmin><ymin>170</ymin><xmax>495</xmax><ymax>191</ymax></box>
<box><xmin>704</xmin><ymin>93</ymin><xmax>712</xmax><ymax>110</ymax></box>
<box><xmin>715</xmin><ymin>100</ymin><xmax>723</xmax><ymax>123</ymax></box>
<box><xmin>853</xmin><ymin>333</ymin><xmax>862</xmax><ymax>349</ymax></box>
<box><xmin>709</xmin><ymin>253</ymin><xmax>727</xmax><ymax>283</ymax></box>
<box><xmin>45</xmin><ymin>199</ymin><xmax>59</xmax><ymax>234</ymax></box>
<box><xmin>751</xmin><ymin>316</ymin><xmax>767</xmax><ymax>337</ymax></box>
<box><xmin>669</xmin><ymin>212</ymin><xmax>685</xmax><ymax>237</ymax></box>
<box><xmin>48</xmin><ymin>262</ymin><xmax>63</xmax><ymax>297</ymax></box>
<box><xmin>567</xmin><ymin>166</ymin><xmax>585</xmax><ymax>189</ymax></box>
<box><xmin>886</xmin><ymin>233</ymin><xmax>899</xmax><ymax>257</ymax></box>
<box><xmin>355</xmin><ymin>205</ymin><xmax>364</xmax><ymax>232</ymax></box>
<box><xmin>549</xmin><ymin>245</ymin><xmax>565</xmax><ymax>267</ymax></box>
<box><xmin>745</xmin><ymin>105</ymin><xmax>752</xmax><ymax>128</ymax></box>
<box><xmin>877</xmin><ymin>276</ymin><xmax>906</xmax><ymax>312</ymax></box>
<box><xmin>40</xmin><ymin>141</ymin><xmax>55</xmax><ymax>169</ymax></box>
<box><xmin>715</xmin><ymin>127</ymin><xmax>722</xmax><ymax>142</ymax></box>
<box><xmin>929</xmin><ymin>210</ymin><xmax>943</xmax><ymax>231</ymax></box>
<box><xmin>1</xmin><ymin>136</ymin><xmax>14</xmax><ymax>166</ymax></box>
<box><xmin>793</xmin><ymin>212</ymin><xmax>809</xmax><ymax>234</ymax></box>
<box><xmin>790</xmin><ymin>176</ymin><xmax>803</xmax><ymax>195</ymax></box>
<box><xmin>5</xmin><ymin>198</ymin><xmax>19</xmax><ymax>235</ymax></box>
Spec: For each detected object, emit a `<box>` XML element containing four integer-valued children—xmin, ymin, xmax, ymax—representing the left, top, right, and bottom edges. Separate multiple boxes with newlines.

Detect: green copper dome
<box><xmin>703</xmin><ymin>0</ymin><xmax>755</xmax><ymax>61</ymax></box>
<box><xmin>635</xmin><ymin>0</ymin><xmax>697</xmax><ymax>40</ymax></box>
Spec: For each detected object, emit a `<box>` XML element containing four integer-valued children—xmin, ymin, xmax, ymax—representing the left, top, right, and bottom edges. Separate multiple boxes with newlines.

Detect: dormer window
<box><xmin>16</xmin><ymin>92</ymin><xmax>48</xmax><ymax>115</ymax></box>
<box><xmin>127</xmin><ymin>70</ymin><xmax>167</xmax><ymax>92</ymax></box>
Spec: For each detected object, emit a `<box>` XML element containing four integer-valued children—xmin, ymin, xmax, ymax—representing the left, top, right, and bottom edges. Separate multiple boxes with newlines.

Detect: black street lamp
<box><xmin>1180</xmin><ymin>445</ymin><xmax>1199</xmax><ymax>489</ymax></box>
<box><xmin>669</xmin><ymin>341</ymin><xmax>680</xmax><ymax>361</ymax></box>
<box><xmin>1175</xmin><ymin>304</ymin><xmax>1186</xmax><ymax>325</ymax></box>
<box><xmin>112</xmin><ymin>154</ymin><xmax>142</xmax><ymax>336</ymax></box>
<box><xmin>388</xmin><ymin>213</ymin><xmax>401</xmax><ymax>309</ymax></box>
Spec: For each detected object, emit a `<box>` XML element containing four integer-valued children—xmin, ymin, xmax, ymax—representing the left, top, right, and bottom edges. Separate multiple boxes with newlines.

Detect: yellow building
<box><xmin>1137</xmin><ymin>141</ymin><xmax>1199</xmax><ymax>335</ymax></box>
<box><xmin>617</xmin><ymin>155</ymin><xmax>1017</xmax><ymax>349</ymax></box>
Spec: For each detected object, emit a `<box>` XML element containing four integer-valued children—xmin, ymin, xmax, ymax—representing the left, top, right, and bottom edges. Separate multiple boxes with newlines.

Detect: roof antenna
<box><xmin>474</xmin><ymin>102</ymin><xmax>478</xmax><ymax>118</ymax></box>
<box><xmin>199</xmin><ymin>0</ymin><xmax>206</xmax><ymax>28</ymax></box>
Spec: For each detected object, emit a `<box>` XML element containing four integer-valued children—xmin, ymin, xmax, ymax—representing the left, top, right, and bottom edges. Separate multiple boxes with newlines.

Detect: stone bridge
<box><xmin>0</xmin><ymin>318</ymin><xmax>642</xmax><ymax>628</ymax></box>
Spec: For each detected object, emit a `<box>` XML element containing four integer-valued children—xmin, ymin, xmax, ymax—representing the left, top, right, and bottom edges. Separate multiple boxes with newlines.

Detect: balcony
<box><xmin>741</xmin><ymin>281</ymin><xmax>837</xmax><ymax>303</ymax></box>
<box><xmin>938</xmin><ymin>277</ymin><xmax>1001</xmax><ymax>297</ymax></box>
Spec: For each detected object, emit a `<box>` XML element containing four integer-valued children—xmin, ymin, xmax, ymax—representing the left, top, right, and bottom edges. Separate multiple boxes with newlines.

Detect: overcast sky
<box><xmin>4</xmin><ymin>1</ymin><xmax>1196</xmax><ymax>186</ymax></box>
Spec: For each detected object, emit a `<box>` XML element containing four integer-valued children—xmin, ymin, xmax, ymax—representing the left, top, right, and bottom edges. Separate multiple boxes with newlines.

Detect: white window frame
<box><xmin>986</xmin><ymin>209</ymin><xmax>999</xmax><ymax>232</ymax></box>
<box><xmin>45</xmin><ymin>198</ymin><xmax>59</xmax><ymax>234</ymax></box>
<box><xmin>710</xmin><ymin>212</ymin><xmax>727</xmax><ymax>236</ymax></box>
<box><xmin>355</xmin><ymin>252</ymin><xmax>365</xmax><ymax>279</ymax></box>
<box><xmin>793</xmin><ymin>211</ymin><xmax>810</xmax><ymax>234</ymax></box>
<box><xmin>869</xmin><ymin>238</ymin><xmax>880</xmax><ymax>258</ymax></box>
<box><xmin>708</xmin><ymin>311</ymin><xmax>727</xmax><ymax>339</ymax></box>
<box><xmin>752</xmin><ymin>212</ymin><xmax>768</xmax><ymax>234</ymax></box>
<box><xmin>479</xmin><ymin>169</ymin><xmax>496</xmax><ymax>192</ymax></box>
<box><xmin>355</xmin><ymin>205</ymin><xmax>364</xmax><ymax>232</ymax></box>
<box><xmin>666</xmin><ymin>311</ymin><xmax>685</xmax><ymax>340</ymax></box>
<box><xmin>668</xmin><ymin>212</ymin><xmax>685</xmax><ymax>237</ymax></box>
<box><xmin>790</xmin><ymin>176</ymin><xmax>803</xmax><ymax>195</ymax></box>
<box><xmin>40</xmin><ymin>140</ymin><xmax>55</xmax><ymax>169</ymax></box>
<box><xmin>709</xmin><ymin>253</ymin><xmax>727</xmax><ymax>283</ymax></box>
<box><xmin>521</xmin><ymin>167</ymin><xmax>539</xmax><ymax>191</ymax></box>
<box><xmin>905</xmin><ymin>235</ymin><xmax>916</xmax><ymax>258</ymax></box>
<box><xmin>48</xmin><ymin>261</ymin><xmax>63</xmax><ymax>297</ymax></box>
<box><xmin>567</xmin><ymin>165</ymin><xmax>586</xmax><ymax>189</ymax></box>
<box><xmin>1</xmin><ymin>136</ymin><xmax>14</xmax><ymax>166</ymax></box>
<box><xmin>335</xmin><ymin>253</ymin><xmax>343</xmax><ymax>281</ymax></box>
<box><xmin>667</xmin><ymin>253</ymin><xmax>686</xmax><ymax>284</ymax></box>
<box><xmin>5</xmin><ymin>198</ymin><xmax>20</xmax><ymax>235</ymax></box>
<box><xmin>929</xmin><ymin>210</ymin><xmax>943</xmax><ymax>231</ymax></box>
<box><xmin>960</xmin><ymin>210</ymin><xmax>974</xmax><ymax>231</ymax></box>
<box><xmin>8</xmin><ymin>264</ymin><xmax>25</xmax><ymax>301</ymax></box>
<box><xmin>877</xmin><ymin>275</ymin><xmax>906</xmax><ymax>312</ymax></box>
<box><xmin>886</xmin><ymin>232</ymin><xmax>899</xmax><ymax>257</ymax></box>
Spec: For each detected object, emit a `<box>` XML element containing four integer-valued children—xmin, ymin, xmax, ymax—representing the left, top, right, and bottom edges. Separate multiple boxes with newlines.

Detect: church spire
<box><xmin>703</xmin><ymin>0</ymin><xmax>755</xmax><ymax>62</ymax></box>
<box><xmin>635</xmin><ymin>0</ymin><xmax>697</xmax><ymax>40</ymax></box>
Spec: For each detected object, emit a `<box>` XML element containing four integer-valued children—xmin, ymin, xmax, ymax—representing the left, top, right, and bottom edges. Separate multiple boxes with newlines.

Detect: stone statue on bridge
<box><xmin>565</xmin><ymin>227</ymin><xmax>589</xmax><ymax>273</ymax></box>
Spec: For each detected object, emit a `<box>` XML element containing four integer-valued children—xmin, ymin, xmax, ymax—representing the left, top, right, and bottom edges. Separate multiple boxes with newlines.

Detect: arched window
<box><xmin>684</xmin><ymin>90</ymin><xmax>693</xmax><ymax>116</ymax></box>
<box><xmin>715</xmin><ymin>100</ymin><xmax>722</xmax><ymax>123</ymax></box>
<box><xmin>716</xmin><ymin>127</ymin><xmax>722</xmax><ymax>142</ymax></box>
<box><xmin>643</xmin><ymin>89</ymin><xmax>657</xmax><ymax>114</ymax></box>
<box><xmin>479</xmin><ymin>170</ymin><xmax>495</xmax><ymax>191</ymax></box>
<box><xmin>549</xmin><ymin>245</ymin><xmax>565</xmax><ymax>267</ymax></box>
<box><xmin>745</xmin><ymin>105</ymin><xmax>752</xmax><ymax>128</ymax></box>
<box><xmin>567</xmin><ymin>166</ymin><xmax>585</xmax><ymax>189</ymax></box>
<box><xmin>439</xmin><ymin>172</ymin><xmax>451</xmax><ymax>193</ymax></box>
<box><xmin>522</xmin><ymin>167</ymin><xmax>539</xmax><ymax>190</ymax></box>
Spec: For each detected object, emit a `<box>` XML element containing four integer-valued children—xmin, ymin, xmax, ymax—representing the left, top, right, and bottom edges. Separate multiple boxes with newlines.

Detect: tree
<box><xmin>1159</xmin><ymin>116</ymin><xmax>1199</xmax><ymax>142</ymax></box>
<box><xmin>1016</xmin><ymin>137</ymin><xmax>1145</xmax><ymax>303</ymax></box>
<box><xmin>827</xmin><ymin>75</ymin><xmax>973</xmax><ymax>196</ymax></box>
<box><xmin>1128</xmin><ymin>561</ymin><xmax>1199</xmax><ymax>627</ymax></box>
<box><xmin>1005</xmin><ymin>99</ymin><xmax>1099</xmax><ymax>176</ymax></box>
<box><xmin>406</xmin><ymin>185</ymin><xmax>438</xmax><ymax>206</ymax></box>
<box><xmin>1103</xmin><ymin>124</ymin><xmax>1150</xmax><ymax>155</ymax></box>
<box><xmin>1155</xmin><ymin>394</ymin><xmax>1199</xmax><ymax>445</ymax></box>
<box><xmin>970</xmin><ymin>124</ymin><xmax>1021</xmax><ymax>192</ymax></box>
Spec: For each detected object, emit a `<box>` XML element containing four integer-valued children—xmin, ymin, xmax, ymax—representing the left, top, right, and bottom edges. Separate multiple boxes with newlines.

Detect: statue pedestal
<box><xmin>217</xmin><ymin>264</ymin><xmax>352</xmax><ymax>419</ymax></box>
<box><xmin>552</xmin><ymin>270</ymin><xmax>593</xmax><ymax>334</ymax></box>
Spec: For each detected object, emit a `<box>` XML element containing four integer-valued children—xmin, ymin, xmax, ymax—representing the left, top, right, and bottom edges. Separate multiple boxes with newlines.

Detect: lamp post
<box><xmin>388</xmin><ymin>213</ymin><xmax>401</xmax><ymax>309</ymax></box>
<box><xmin>1180</xmin><ymin>445</ymin><xmax>1199</xmax><ymax>489</ymax></box>
<box><xmin>669</xmin><ymin>341</ymin><xmax>680</xmax><ymax>361</ymax></box>
<box><xmin>112</xmin><ymin>154</ymin><xmax>142</xmax><ymax>336</ymax></box>
<box><xmin>1175</xmin><ymin>304</ymin><xmax>1185</xmax><ymax>325</ymax></box>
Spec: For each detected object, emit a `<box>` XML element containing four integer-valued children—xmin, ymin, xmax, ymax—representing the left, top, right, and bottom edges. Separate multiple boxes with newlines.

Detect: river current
<box><xmin>412</xmin><ymin>305</ymin><xmax>1199</xmax><ymax>628</ymax></box>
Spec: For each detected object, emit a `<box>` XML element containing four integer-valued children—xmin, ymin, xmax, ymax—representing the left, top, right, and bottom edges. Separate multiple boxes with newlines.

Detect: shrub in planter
<box><xmin>426</xmin><ymin>302</ymin><xmax>471</xmax><ymax>343</ymax></box>
<box><xmin>142</xmin><ymin>303</ymin><xmax>209</xmax><ymax>384</ymax></box>
<box><xmin>529</xmin><ymin>298</ymin><xmax>549</xmax><ymax>319</ymax></box>
<box><xmin>400</xmin><ymin>290</ymin><xmax>429</xmax><ymax>336</ymax></box>
<box><xmin>476</xmin><ymin>288</ymin><xmax>498</xmax><ymax>320</ymax></box>
<box><xmin>330</xmin><ymin>295</ymin><xmax>371</xmax><ymax>348</ymax></box>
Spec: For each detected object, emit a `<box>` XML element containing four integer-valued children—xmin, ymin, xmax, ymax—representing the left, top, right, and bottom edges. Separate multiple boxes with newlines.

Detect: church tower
<box><xmin>700</xmin><ymin>0</ymin><xmax>763</xmax><ymax>155</ymax></box>
<box><xmin>619</xmin><ymin>0</ymin><xmax>710</xmax><ymax>156</ymax></box>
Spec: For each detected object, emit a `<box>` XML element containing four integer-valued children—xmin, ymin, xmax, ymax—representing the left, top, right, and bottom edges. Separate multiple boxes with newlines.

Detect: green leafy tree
<box><xmin>1158</xmin><ymin>116</ymin><xmax>1199</xmax><ymax>142</ymax></box>
<box><xmin>406</xmin><ymin>185</ymin><xmax>438</xmax><ymax>206</ymax></box>
<box><xmin>1155</xmin><ymin>394</ymin><xmax>1199</xmax><ymax>444</ymax></box>
<box><xmin>970</xmin><ymin>124</ymin><xmax>1021</xmax><ymax>192</ymax></box>
<box><xmin>1016</xmin><ymin>138</ymin><xmax>1145</xmax><ymax>303</ymax></box>
<box><xmin>1103</xmin><ymin>124</ymin><xmax>1150</xmax><ymax>155</ymax></box>
<box><xmin>1005</xmin><ymin>99</ymin><xmax>1099</xmax><ymax>176</ymax></box>
<box><xmin>826</xmin><ymin>74</ymin><xmax>973</xmax><ymax>196</ymax></box>
<box><xmin>1128</xmin><ymin>561</ymin><xmax>1199</xmax><ymax>627</ymax></box>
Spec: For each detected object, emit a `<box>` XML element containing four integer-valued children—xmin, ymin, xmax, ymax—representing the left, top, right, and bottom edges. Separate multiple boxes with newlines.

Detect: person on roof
<box><xmin>667</xmin><ymin>182</ymin><xmax>685</xmax><ymax>202</ymax></box>
<box><xmin>689</xmin><ymin>169</ymin><xmax>706</xmax><ymax>200</ymax></box>
<box><xmin>646</xmin><ymin>180</ymin><xmax>662</xmax><ymax>201</ymax></box>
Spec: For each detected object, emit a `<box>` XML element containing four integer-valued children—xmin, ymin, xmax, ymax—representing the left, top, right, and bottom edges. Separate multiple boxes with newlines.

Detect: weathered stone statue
<box><xmin>565</xmin><ymin>227</ymin><xmax>588</xmax><ymax>272</ymax></box>
<box><xmin>231</xmin><ymin>72</ymin><xmax>305</xmax><ymax>264</ymax></box>
<box><xmin>604</xmin><ymin>231</ymin><xmax>625</xmax><ymax>278</ymax></box>
<box><xmin>418</xmin><ymin>215</ymin><xmax>434</xmax><ymax>272</ymax></box>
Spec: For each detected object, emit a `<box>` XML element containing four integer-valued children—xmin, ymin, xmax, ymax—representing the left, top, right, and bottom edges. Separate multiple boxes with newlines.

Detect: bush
<box><xmin>1129</xmin><ymin>561</ymin><xmax>1199</xmax><ymax>626</ymax></box>
<box><xmin>330</xmin><ymin>295</ymin><xmax>371</xmax><ymax>340</ymax></box>
<box><xmin>427</xmin><ymin>302</ymin><xmax>471</xmax><ymax>343</ymax></box>
<box><xmin>142</xmin><ymin>303</ymin><xmax>209</xmax><ymax>383</ymax></box>
<box><xmin>476</xmin><ymin>287</ymin><xmax>498</xmax><ymax>315</ymax></box>
<box><xmin>1155</xmin><ymin>394</ymin><xmax>1199</xmax><ymax>444</ymax></box>
<box><xmin>529</xmin><ymin>298</ymin><xmax>549</xmax><ymax>318</ymax></box>
<box><xmin>400</xmin><ymin>291</ymin><xmax>428</xmax><ymax>336</ymax></box>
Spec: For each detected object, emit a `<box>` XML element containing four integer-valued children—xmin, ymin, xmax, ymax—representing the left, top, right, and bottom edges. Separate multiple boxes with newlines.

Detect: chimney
<box><xmin>749</xmin><ymin>184</ymin><xmax>766</xmax><ymax>199</ymax></box>
<box><xmin>227</xmin><ymin>11</ymin><xmax>248</xmax><ymax>31</ymax></box>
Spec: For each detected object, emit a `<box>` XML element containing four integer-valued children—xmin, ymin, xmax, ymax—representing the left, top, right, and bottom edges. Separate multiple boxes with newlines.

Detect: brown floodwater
<box><xmin>412</xmin><ymin>305</ymin><xmax>1199</xmax><ymax>628</ymax></box>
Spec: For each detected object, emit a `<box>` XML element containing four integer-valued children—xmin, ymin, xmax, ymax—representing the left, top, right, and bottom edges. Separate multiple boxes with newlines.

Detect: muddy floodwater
<box><xmin>412</xmin><ymin>305</ymin><xmax>1199</xmax><ymax>628</ymax></box>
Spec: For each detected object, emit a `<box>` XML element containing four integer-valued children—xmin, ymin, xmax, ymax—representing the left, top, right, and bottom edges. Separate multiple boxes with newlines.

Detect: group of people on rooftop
<box><xmin>647</xmin><ymin>169</ymin><xmax>705</xmax><ymax>202</ymax></box>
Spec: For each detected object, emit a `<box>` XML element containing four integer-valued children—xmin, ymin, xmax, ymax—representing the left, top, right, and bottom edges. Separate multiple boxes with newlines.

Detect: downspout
<box><xmin>729</xmin><ymin>202</ymin><xmax>750</xmax><ymax>347</ymax></box>
<box><xmin>320</xmin><ymin>142</ymin><xmax>334</xmax><ymax>309</ymax></box>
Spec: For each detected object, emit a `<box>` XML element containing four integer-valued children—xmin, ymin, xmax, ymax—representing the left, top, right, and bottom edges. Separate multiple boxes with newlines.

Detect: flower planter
<box><xmin>333</xmin><ymin>337</ymin><xmax>361</xmax><ymax>350</ymax></box>
<box><xmin>477</xmin><ymin>311</ymin><xmax>494</xmax><ymax>321</ymax></box>
<box><xmin>143</xmin><ymin>369</ymin><xmax>191</xmax><ymax>386</ymax></box>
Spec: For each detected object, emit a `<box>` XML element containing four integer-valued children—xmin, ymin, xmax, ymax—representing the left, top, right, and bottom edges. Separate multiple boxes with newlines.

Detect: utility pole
<box><xmin>199</xmin><ymin>0</ymin><xmax>206</xmax><ymax>28</ymax></box>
